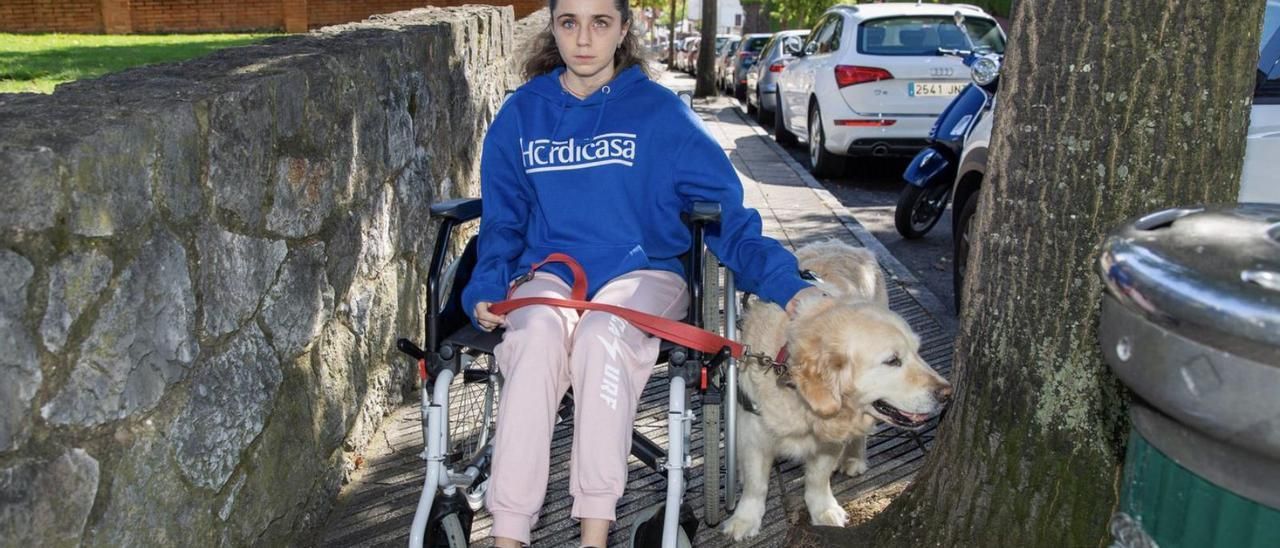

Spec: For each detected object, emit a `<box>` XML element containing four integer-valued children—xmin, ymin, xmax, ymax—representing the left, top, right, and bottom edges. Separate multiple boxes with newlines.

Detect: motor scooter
<box><xmin>894</xmin><ymin>20</ymin><xmax>1004</xmax><ymax>239</ymax></box>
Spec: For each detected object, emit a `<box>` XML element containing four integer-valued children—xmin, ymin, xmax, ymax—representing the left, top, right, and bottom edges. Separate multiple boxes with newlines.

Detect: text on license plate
<box><xmin>908</xmin><ymin>82</ymin><xmax>966</xmax><ymax>97</ymax></box>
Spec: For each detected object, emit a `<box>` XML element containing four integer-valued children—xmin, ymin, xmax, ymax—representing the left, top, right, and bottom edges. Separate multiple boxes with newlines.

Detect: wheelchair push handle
<box><xmin>688</xmin><ymin>201</ymin><xmax>722</xmax><ymax>223</ymax></box>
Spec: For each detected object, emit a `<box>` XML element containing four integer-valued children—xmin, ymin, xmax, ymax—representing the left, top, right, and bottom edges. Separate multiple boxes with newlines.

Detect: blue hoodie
<box><xmin>461</xmin><ymin>65</ymin><xmax>811</xmax><ymax>325</ymax></box>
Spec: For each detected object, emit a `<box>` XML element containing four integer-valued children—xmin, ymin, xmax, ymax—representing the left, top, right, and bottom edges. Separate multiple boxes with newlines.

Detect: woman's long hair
<box><xmin>523</xmin><ymin>0</ymin><xmax>651</xmax><ymax>81</ymax></box>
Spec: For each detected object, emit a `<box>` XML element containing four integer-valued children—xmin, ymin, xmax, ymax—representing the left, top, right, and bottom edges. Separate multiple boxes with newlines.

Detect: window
<box><xmin>743</xmin><ymin>35</ymin><xmax>771</xmax><ymax>53</ymax></box>
<box><xmin>827</xmin><ymin>18</ymin><xmax>844</xmax><ymax>52</ymax></box>
<box><xmin>806</xmin><ymin>15</ymin><xmax>838</xmax><ymax>55</ymax></box>
<box><xmin>1263</xmin><ymin>0</ymin><xmax>1280</xmax><ymax>52</ymax></box>
<box><xmin>1258</xmin><ymin>1</ymin><xmax>1280</xmax><ymax>103</ymax></box>
<box><xmin>858</xmin><ymin>16</ymin><xmax>1006</xmax><ymax>56</ymax></box>
<box><xmin>735</xmin><ymin>14</ymin><xmax>743</xmax><ymax>27</ymax></box>
<box><xmin>760</xmin><ymin>35</ymin><xmax>779</xmax><ymax>57</ymax></box>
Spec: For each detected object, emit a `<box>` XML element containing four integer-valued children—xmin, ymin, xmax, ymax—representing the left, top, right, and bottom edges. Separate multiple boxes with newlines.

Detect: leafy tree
<box><xmin>789</xmin><ymin>0</ymin><xmax>1262</xmax><ymax>545</ymax></box>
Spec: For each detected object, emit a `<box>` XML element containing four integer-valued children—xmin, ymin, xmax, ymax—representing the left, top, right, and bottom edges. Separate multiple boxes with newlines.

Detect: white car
<box><xmin>1241</xmin><ymin>0</ymin><xmax>1280</xmax><ymax>203</ymax></box>
<box><xmin>773</xmin><ymin>2</ymin><xmax>1005</xmax><ymax>176</ymax></box>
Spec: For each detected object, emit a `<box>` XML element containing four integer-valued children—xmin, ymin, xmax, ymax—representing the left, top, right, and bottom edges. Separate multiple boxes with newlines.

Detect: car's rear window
<box><xmin>1259</xmin><ymin>1</ymin><xmax>1280</xmax><ymax>103</ymax></box>
<box><xmin>1263</xmin><ymin>0</ymin><xmax>1280</xmax><ymax>50</ymax></box>
<box><xmin>858</xmin><ymin>16</ymin><xmax>1005</xmax><ymax>56</ymax></box>
<box><xmin>743</xmin><ymin>36</ymin><xmax>771</xmax><ymax>53</ymax></box>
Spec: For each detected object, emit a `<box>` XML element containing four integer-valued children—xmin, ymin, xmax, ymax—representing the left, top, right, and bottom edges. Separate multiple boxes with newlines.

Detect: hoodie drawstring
<box><xmin>549</xmin><ymin>92</ymin><xmax>569</xmax><ymax>141</ymax></box>
<box><xmin>591</xmin><ymin>85</ymin><xmax>611</xmax><ymax>137</ymax></box>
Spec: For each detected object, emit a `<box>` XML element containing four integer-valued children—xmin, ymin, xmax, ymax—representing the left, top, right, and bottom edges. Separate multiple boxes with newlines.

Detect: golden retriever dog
<box><xmin>721</xmin><ymin>240</ymin><xmax>952</xmax><ymax>540</ymax></box>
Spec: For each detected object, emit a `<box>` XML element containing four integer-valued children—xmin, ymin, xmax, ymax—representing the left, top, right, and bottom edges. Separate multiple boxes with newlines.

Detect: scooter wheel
<box><xmin>894</xmin><ymin>184</ymin><xmax>950</xmax><ymax>239</ymax></box>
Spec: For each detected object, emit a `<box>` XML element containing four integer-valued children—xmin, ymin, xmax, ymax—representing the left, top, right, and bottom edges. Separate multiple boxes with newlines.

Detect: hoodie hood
<box><xmin>525</xmin><ymin>65</ymin><xmax>649</xmax><ymax>105</ymax></box>
<box><xmin>526</xmin><ymin>65</ymin><xmax>649</xmax><ymax>139</ymax></box>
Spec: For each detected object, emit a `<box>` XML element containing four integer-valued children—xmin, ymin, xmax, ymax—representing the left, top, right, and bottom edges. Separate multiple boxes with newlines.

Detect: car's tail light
<box><xmin>834</xmin><ymin>65</ymin><xmax>893</xmax><ymax>88</ymax></box>
<box><xmin>739</xmin><ymin>52</ymin><xmax>752</xmax><ymax>59</ymax></box>
<box><xmin>769</xmin><ymin>62</ymin><xmax>785</xmax><ymax>73</ymax></box>
<box><xmin>834</xmin><ymin>119</ymin><xmax>897</xmax><ymax>126</ymax></box>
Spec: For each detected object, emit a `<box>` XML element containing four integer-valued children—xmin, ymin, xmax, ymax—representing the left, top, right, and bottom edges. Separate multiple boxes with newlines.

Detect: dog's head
<box><xmin>785</xmin><ymin>298</ymin><xmax>952</xmax><ymax>429</ymax></box>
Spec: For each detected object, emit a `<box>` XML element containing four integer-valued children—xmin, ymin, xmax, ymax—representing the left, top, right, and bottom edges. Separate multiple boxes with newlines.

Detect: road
<box><xmin>776</xmin><ymin>138</ymin><xmax>958</xmax><ymax>316</ymax></box>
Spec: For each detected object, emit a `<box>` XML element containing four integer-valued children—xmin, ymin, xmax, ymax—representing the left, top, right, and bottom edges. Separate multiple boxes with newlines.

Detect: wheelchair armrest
<box><xmin>689</xmin><ymin>201</ymin><xmax>721</xmax><ymax>224</ymax></box>
<box><xmin>430</xmin><ymin>198</ymin><xmax>483</xmax><ymax>222</ymax></box>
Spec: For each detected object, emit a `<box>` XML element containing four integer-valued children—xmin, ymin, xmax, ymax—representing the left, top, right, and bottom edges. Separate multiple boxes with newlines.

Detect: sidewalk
<box><xmin>313</xmin><ymin>72</ymin><xmax>957</xmax><ymax>547</ymax></box>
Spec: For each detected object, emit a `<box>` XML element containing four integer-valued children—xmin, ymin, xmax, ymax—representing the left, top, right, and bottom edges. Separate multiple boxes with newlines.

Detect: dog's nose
<box><xmin>935</xmin><ymin>384</ymin><xmax>954</xmax><ymax>403</ymax></box>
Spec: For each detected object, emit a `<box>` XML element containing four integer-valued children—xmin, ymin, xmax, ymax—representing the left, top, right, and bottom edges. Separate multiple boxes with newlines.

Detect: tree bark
<box><xmin>668</xmin><ymin>0</ymin><xmax>677</xmax><ymax>66</ymax></box>
<box><xmin>695</xmin><ymin>0</ymin><xmax>718</xmax><ymax>97</ymax></box>
<box><xmin>806</xmin><ymin>0</ymin><xmax>1262</xmax><ymax>545</ymax></box>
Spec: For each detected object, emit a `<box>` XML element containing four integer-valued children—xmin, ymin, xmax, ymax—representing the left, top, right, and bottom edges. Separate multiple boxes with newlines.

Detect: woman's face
<box><xmin>552</xmin><ymin>0</ymin><xmax>628</xmax><ymax>79</ymax></box>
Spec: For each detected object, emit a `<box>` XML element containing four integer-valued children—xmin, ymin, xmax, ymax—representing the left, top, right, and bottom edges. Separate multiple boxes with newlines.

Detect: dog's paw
<box><xmin>721</xmin><ymin>514</ymin><xmax>763</xmax><ymax>541</ymax></box>
<box><xmin>840</xmin><ymin>458</ymin><xmax>868</xmax><ymax>477</ymax></box>
<box><xmin>810</xmin><ymin>505</ymin><xmax>849</xmax><ymax>527</ymax></box>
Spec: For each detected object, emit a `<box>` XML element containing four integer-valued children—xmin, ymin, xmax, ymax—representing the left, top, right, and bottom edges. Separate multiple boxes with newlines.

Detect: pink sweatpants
<box><xmin>485</xmin><ymin>269</ymin><xmax>689</xmax><ymax>544</ymax></box>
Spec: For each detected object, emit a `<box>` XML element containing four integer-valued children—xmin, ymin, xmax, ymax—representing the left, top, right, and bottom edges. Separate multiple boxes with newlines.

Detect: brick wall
<box><xmin>0</xmin><ymin>0</ymin><xmax>545</xmax><ymax>33</ymax></box>
<box><xmin>129</xmin><ymin>0</ymin><xmax>283</xmax><ymax>33</ymax></box>
<box><xmin>305</xmin><ymin>0</ymin><xmax>547</xmax><ymax>28</ymax></box>
<box><xmin>0</xmin><ymin>0</ymin><xmax>102</xmax><ymax>33</ymax></box>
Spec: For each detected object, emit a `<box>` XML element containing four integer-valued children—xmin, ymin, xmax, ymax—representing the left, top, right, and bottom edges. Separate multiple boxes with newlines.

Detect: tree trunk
<box><xmin>695</xmin><ymin>0</ymin><xmax>718</xmax><ymax>97</ymax></box>
<box><xmin>800</xmin><ymin>0</ymin><xmax>1262</xmax><ymax>545</ymax></box>
<box><xmin>668</xmin><ymin>0</ymin><xmax>677</xmax><ymax>66</ymax></box>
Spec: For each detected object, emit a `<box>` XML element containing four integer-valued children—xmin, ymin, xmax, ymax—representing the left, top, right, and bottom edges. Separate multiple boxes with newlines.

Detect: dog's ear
<box><xmin>790</xmin><ymin>348</ymin><xmax>843</xmax><ymax>417</ymax></box>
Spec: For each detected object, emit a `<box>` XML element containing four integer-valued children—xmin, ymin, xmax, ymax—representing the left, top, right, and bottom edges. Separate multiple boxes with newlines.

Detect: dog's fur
<box><xmin>721</xmin><ymin>240</ymin><xmax>952</xmax><ymax>540</ymax></box>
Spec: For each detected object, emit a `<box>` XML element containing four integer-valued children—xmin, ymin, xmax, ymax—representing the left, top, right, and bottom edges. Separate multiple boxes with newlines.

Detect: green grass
<box><xmin>0</xmin><ymin>33</ymin><xmax>279</xmax><ymax>94</ymax></box>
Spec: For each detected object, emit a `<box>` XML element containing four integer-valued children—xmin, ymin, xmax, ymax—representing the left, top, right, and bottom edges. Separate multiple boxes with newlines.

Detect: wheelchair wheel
<box><xmin>446</xmin><ymin>353</ymin><xmax>501</xmax><ymax>470</ymax></box>
<box><xmin>699</xmin><ymin>251</ymin><xmax>725</xmax><ymax>525</ymax></box>
<box><xmin>424</xmin><ymin>512</ymin><xmax>469</xmax><ymax>548</ymax></box>
<box><xmin>628</xmin><ymin>503</ymin><xmax>695</xmax><ymax>548</ymax></box>
<box><xmin>423</xmin><ymin>491</ymin><xmax>475</xmax><ymax>548</ymax></box>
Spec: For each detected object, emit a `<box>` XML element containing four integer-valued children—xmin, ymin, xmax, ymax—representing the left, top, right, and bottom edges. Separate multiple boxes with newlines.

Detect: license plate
<box><xmin>908</xmin><ymin>81</ymin><xmax>966</xmax><ymax>97</ymax></box>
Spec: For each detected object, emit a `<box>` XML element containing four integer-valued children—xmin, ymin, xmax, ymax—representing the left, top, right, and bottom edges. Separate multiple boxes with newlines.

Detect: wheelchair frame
<box><xmin>398</xmin><ymin>197</ymin><xmax>743</xmax><ymax>548</ymax></box>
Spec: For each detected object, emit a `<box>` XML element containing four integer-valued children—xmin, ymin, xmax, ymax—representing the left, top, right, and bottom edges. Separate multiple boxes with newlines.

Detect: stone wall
<box><xmin>0</xmin><ymin>6</ymin><xmax>516</xmax><ymax>546</ymax></box>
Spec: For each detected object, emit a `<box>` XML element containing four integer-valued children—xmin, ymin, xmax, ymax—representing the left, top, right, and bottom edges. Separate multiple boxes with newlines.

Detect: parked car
<box><xmin>681</xmin><ymin>36</ymin><xmax>702</xmax><ymax>73</ymax></box>
<box><xmin>773</xmin><ymin>3</ymin><xmax>1005</xmax><ymax>177</ymax></box>
<box><xmin>947</xmin><ymin>55</ymin><xmax>1000</xmax><ymax>311</ymax></box>
<box><xmin>716</xmin><ymin>37</ymin><xmax>742</xmax><ymax>91</ymax></box>
<box><xmin>725</xmin><ymin>33</ymin><xmax>772</xmax><ymax>100</ymax></box>
<box><xmin>1242</xmin><ymin>0</ymin><xmax>1280</xmax><ymax>203</ymax></box>
<box><xmin>947</xmin><ymin>2</ymin><xmax>1280</xmax><ymax>311</ymax></box>
<box><xmin>745</xmin><ymin>29</ymin><xmax>811</xmax><ymax>124</ymax></box>
<box><xmin>688</xmin><ymin>34</ymin><xmax>734</xmax><ymax>76</ymax></box>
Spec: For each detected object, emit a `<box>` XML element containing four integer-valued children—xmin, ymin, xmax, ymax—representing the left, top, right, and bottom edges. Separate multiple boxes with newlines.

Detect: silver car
<box><xmin>744</xmin><ymin>29</ymin><xmax>810</xmax><ymax>124</ymax></box>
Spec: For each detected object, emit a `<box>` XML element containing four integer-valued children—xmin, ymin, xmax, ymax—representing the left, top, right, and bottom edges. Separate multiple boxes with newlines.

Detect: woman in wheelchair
<box><xmin>461</xmin><ymin>0</ymin><xmax>822</xmax><ymax>545</ymax></box>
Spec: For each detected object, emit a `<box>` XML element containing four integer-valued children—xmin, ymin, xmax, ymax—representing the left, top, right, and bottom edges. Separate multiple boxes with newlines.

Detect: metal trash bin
<box><xmin>1098</xmin><ymin>204</ymin><xmax>1280</xmax><ymax>548</ymax></box>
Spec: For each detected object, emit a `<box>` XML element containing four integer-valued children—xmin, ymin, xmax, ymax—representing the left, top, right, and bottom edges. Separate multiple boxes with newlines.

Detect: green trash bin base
<box><xmin>1115</xmin><ymin>408</ymin><xmax>1280</xmax><ymax>548</ymax></box>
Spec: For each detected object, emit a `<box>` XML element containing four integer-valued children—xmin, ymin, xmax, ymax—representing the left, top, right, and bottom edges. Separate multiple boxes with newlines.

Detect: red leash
<box><xmin>488</xmin><ymin>253</ymin><xmax>745</xmax><ymax>359</ymax></box>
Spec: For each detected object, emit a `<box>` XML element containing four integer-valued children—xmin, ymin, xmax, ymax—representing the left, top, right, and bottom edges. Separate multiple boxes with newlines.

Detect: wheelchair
<box><xmin>396</xmin><ymin>197</ymin><xmax>746</xmax><ymax>547</ymax></box>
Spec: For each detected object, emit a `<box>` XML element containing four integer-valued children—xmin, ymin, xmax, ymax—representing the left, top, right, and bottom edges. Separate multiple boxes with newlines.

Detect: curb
<box><xmin>715</xmin><ymin>96</ymin><xmax>959</xmax><ymax>336</ymax></box>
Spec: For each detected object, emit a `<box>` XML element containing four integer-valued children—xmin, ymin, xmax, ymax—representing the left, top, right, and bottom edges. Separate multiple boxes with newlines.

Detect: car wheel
<box><xmin>774</xmin><ymin>92</ymin><xmax>798</xmax><ymax>146</ymax></box>
<box><xmin>756</xmin><ymin>91</ymin><xmax>772</xmax><ymax>125</ymax></box>
<box><xmin>953</xmin><ymin>194</ymin><xmax>978</xmax><ymax>312</ymax></box>
<box><xmin>808</xmin><ymin>103</ymin><xmax>845</xmax><ymax>178</ymax></box>
<box><xmin>734</xmin><ymin>83</ymin><xmax>746</xmax><ymax>102</ymax></box>
<box><xmin>894</xmin><ymin>184</ymin><xmax>951</xmax><ymax>239</ymax></box>
<box><xmin>745</xmin><ymin>89</ymin><xmax>757</xmax><ymax>114</ymax></box>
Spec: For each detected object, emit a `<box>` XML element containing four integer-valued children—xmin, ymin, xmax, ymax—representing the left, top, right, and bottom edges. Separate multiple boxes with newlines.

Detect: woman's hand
<box><xmin>785</xmin><ymin>285</ymin><xmax>830</xmax><ymax>319</ymax></box>
<box><xmin>474</xmin><ymin>302</ymin><xmax>506</xmax><ymax>331</ymax></box>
